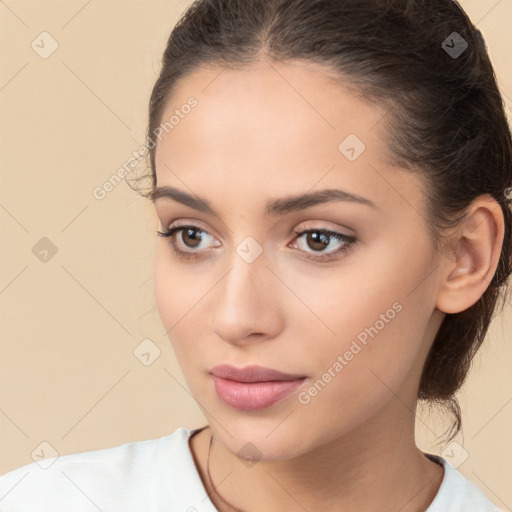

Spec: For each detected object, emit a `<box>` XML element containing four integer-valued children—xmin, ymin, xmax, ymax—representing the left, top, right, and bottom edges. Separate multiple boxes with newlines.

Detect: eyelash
<box><xmin>156</xmin><ymin>224</ymin><xmax>357</xmax><ymax>262</ymax></box>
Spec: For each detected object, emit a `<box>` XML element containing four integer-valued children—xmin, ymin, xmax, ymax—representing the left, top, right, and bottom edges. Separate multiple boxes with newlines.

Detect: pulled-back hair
<box><xmin>131</xmin><ymin>0</ymin><xmax>512</xmax><ymax>441</ymax></box>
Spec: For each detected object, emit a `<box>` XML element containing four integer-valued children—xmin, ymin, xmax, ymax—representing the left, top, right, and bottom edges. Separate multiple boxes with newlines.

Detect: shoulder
<box><xmin>0</xmin><ymin>427</ymin><xmax>208</xmax><ymax>512</ymax></box>
<box><xmin>425</xmin><ymin>453</ymin><xmax>503</xmax><ymax>512</ymax></box>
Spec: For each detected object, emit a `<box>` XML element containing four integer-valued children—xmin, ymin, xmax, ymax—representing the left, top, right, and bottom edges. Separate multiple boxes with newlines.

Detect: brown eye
<box><xmin>292</xmin><ymin>228</ymin><xmax>357</xmax><ymax>262</ymax></box>
<box><xmin>180</xmin><ymin>228</ymin><xmax>204</xmax><ymax>248</ymax></box>
<box><xmin>157</xmin><ymin>224</ymin><xmax>220</xmax><ymax>261</ymax></box>
<box><xmin>304</xmin><ymin>231</ymin><xmax>331</xmax><ymax>251</ymax></box>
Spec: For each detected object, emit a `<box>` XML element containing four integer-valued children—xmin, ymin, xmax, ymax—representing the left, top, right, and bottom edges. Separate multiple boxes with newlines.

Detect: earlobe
<box><xmin>435</xmin><ymin>195</ymin><xmax>505</xmax><ymax>315</ymax></box>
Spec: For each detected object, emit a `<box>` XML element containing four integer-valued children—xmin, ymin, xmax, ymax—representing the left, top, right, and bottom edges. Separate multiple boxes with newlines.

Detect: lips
<box><xmin>209</xmin><ymin>364</ymin><xmax>306</xmax><ymax>383</ymax></box>
<box><xmin>209</xmin><ymin>364</ymin><xmax>308</xmax><ymax>411</ymax></box>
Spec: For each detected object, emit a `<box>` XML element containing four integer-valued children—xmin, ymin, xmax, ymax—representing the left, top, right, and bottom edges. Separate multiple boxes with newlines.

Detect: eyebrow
<box><xmin>150</xmin><ymin>186</ymin><xmax>377</xmax><ymax>216</ymax></box>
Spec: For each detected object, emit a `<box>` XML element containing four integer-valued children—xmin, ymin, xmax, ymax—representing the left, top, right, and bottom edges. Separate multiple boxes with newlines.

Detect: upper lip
<box><xmin>210</xmin><ymin>364</ymin><xmax>306</xmax><ymax>383</ymax></box>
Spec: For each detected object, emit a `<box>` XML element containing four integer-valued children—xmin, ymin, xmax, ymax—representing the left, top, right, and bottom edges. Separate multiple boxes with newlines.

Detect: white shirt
<box><xmin>0</xmin><ymin>427</ymin><xmax>503</xmax><ymax>511</ymax></box>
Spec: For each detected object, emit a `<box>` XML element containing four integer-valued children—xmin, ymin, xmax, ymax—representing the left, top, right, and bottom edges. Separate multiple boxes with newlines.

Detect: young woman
<box><xmin>1</xmin><ymin>0</ymin><xmax>510</xmax><ymax>510</ymax></box>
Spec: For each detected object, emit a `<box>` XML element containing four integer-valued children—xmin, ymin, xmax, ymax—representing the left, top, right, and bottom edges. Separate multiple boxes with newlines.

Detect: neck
<box><xmin>203</xmin><ymin>400</ymin><xmax>444</xmax><ymax>512</ymax></box>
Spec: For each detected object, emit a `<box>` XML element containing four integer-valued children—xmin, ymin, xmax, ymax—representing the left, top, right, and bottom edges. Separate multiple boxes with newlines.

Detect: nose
<box><xmin>209</xmin><ymin>252</ymin><xmax>283</xmax><ymax>346</ymax></box>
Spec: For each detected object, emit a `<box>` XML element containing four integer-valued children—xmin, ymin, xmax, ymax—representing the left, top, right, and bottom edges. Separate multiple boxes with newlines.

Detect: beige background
<box><xmin>0</xmin><ymin>0</ymin><xmax>511</xmax><ymax>507</ymax></box>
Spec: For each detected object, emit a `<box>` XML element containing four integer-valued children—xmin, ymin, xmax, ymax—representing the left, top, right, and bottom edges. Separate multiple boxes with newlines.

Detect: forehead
<box><xmin>152</xmin><ymin>60</ymin><xmax>422</xmax><ymax>215</ymax></box>
<box><xmin>155</xmin><ymin>59</ymin><xmax>389</xmax><ymax>166</ymax></box>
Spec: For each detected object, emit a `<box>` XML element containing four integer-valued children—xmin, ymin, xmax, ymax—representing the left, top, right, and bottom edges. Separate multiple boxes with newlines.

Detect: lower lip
<box><xmin>211</xmin><ymin>375</ymin><xmax>306</xmax><ymax>411</ymax></box>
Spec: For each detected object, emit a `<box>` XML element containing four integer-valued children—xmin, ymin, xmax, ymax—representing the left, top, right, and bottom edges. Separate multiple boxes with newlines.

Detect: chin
<box><xmin>208</xmin><ymin>415</ymin><xmax>313</xmax><ymax>463</ymax></box>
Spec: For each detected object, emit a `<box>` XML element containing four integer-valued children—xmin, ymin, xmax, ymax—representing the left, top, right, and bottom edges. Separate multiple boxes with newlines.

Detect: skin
<box><xmin>152</xmin><ymin>59</ymin><xmax>505</xmax><ymax>512</ymax></box>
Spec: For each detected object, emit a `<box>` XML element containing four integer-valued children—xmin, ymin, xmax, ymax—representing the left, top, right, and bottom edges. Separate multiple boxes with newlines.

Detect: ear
<box><xmin>436</xmin><ymin>194</ymin><xmax>505</xmax><ymax>314</ymax></box>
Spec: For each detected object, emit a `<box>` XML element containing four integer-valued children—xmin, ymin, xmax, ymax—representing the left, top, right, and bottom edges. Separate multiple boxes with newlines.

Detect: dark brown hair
<box><xmin>130</xmin><ymin>0</ymin><xmax>512</xmax><ymax>441</ymax></box>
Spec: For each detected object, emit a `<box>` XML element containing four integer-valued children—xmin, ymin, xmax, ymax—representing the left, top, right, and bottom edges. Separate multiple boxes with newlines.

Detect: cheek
<box><xmin>291</xmin><ymin>299</ymin><xmax>426</xmax><ymax>441</ymax></box>
<box><xmin>154</xmin><ymin>248</ymin><xmax>197</xmax><ymax>361</ymax></box>
<box><xmin>154</xmin><ymin>249</ymin><xmax>180</xmax><ymax>331</ymax></box>
<box><xmin>289</xmin><ymin>238</ymin><xmax>435</xmax><ymax>416</ymax></box>
<box><xmin>154</xmin><ymin>246</ymin><xmax>216</xmax><ymax>374</ymax></box>
<box><xmin>154</xmin><ymin>246</ymin><xmax>208</xmax><ymax>333</ymax></box>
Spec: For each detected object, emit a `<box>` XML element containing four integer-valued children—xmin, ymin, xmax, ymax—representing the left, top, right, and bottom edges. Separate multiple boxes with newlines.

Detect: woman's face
<box><xmin>153</xmin><ymin>60</ymin><xmax>447</xmax><ymax>460</ymax></box>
